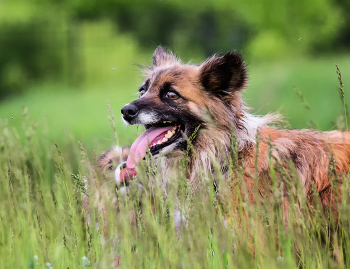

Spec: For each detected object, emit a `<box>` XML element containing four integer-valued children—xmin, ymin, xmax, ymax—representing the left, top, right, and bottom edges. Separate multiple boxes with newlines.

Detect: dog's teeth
<box><xmin>163</xmin><ymin>121</ymin><xmax>172</xmax><ymax>124</ymax></box>
<box><xmin>165</xmin><ymin>130</ymin><xmax>173</xmax><ymax>138</ymax></box>
<box><xmin>162</xmin><ymin>137</ymin><xmax>168</xmax><ymax>143</ymax></box>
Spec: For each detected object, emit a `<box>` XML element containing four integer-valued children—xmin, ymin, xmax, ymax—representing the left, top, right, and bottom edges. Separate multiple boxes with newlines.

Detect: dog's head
<box><xmin>122</xmin><ymin>46</ymin><xmax>247</xmax><ymax>167</ymax></box>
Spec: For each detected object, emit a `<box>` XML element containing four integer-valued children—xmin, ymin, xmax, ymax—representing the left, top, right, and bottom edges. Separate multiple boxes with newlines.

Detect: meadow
<box><xmin>1</xmin><ymin>53</ymin><xmax>350</xmax><ymax>268</ymax></box>
<box><xmin>1</xmin><ymin>0</ymin><xmax>350</xmax><ymax>267</ymax></box>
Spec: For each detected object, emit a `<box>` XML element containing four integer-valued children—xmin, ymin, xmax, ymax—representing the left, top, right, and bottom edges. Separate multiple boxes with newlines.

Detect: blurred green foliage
<box><xmin>0</xmin><ymin>0</ymin><xmax>349</xmax><ymax>150</ymax></box>
<box><xmin>0</xmin><ymin>0</ymin><xmax>348</xmax><ymax>98</ymax></box>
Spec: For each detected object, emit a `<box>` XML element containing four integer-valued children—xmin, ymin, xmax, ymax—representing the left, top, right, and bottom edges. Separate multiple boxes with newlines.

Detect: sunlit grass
<box><xmin>1</xmin><ymin>102</ymin><xmax>350</xmax><ymax>268</ymax></box>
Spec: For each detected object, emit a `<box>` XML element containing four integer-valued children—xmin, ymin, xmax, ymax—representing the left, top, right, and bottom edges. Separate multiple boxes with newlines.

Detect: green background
<box><xmin>0</xmin><ymin>0</ymin><xmax>349</xmax><ymax>153</ymax></box>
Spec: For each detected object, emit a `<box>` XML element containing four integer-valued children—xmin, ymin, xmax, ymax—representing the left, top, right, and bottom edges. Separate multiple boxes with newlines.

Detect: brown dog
<box><xmin>100</xmin><ymin>46</ymin><xmax>350</xmax><ymax>224</ymax></box>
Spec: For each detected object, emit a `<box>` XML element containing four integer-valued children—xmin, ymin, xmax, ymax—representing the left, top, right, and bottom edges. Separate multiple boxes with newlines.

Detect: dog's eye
<box><xmin>108</xmin><ymin>165</ymin><xmax>113</xmax><ymax>171</ymax></box>
<box><xmin>165</xmin><ymin>91</ymin><xmax>179</xmax><ymax>100</ymax></box>
<box><xmin>139</xmin><ymin>89</ymin><xmax>146</xmax><ymax>97</ymax></box>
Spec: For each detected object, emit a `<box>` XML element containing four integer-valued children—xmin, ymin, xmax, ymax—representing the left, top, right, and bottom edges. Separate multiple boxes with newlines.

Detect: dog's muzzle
<box><xmin>121</xmin><ymin>103</ymin><xmax>139</xmax><ymax>123</ymax></box>
<box><xmin>115</xmin><ymin>162</ymin><xmax>137</xmax><ymax>188</ymax></box>
<box><xmin>115</xmin><ymin>162</ymin><xmax>144</xmax><ymax>196</ymax></box>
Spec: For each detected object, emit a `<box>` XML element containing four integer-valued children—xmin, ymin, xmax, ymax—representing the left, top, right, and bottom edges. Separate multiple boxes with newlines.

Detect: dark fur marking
<box><xmin>200</xmin><ymin>52</ymin><xmax>247</xmax><ymax>98</ymax></box>
<box><xmin>98</xmin><ymin>149</ymin><xmax>112</xmax><ymax>164</ymax></box>
<box><xmin>144</xmin><ymin>79</ymin><xmax>150</xmax><ymax>90</ymax></box>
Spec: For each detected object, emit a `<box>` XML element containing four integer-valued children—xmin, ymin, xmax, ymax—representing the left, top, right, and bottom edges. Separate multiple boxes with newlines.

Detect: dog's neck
<box><xmin>235</xmin><ymin>112</ymin><xmax>275</xmax><ymax>150</ymax></box>
<box><xmin>159</xmin><ymin>111</ymin><xmax>275</xmax><ymax>191</ymax></box>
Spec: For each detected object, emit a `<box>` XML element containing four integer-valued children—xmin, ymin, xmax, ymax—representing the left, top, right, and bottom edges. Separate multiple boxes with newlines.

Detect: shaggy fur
<box><xmin>98</xmin><ymin>146</ymin><xmax>130</xmax><ymax>181</ymax></box>
<box><xmin>100</xmin><ymin>46</ymin><xmax>350</xmax><ymax>220</ymax></box>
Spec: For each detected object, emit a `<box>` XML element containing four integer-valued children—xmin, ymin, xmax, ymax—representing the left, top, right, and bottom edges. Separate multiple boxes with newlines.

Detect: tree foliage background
<box><xmin>0</xmin><ymin>0</ymin><xmax>348</xmax><ymax>98</ymax></box>
<box><xmin>0</xmin><ymin>0</ymin><xmax>349</xmax><ymax>149</ymax></box>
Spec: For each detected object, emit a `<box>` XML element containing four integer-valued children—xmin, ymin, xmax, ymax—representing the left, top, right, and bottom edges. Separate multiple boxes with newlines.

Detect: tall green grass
<box><xmin>1</xmin><ymin>102</ymin><xmax>350</xmax><ymax>268</ymax></box>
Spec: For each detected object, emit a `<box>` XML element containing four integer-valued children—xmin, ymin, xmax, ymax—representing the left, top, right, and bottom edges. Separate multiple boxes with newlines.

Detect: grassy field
<box><xmin>1</xmin><ymin>54</ymin><xmax>350</xmax><ymax>268</ymax></box>
<box><xmin>1</xmin><ymin>111</ymin><xmax>350</xmax><ymax>268</ymax></box>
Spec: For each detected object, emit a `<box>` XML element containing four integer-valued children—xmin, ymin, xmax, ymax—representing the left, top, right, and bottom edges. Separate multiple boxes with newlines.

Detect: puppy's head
<box><xmin>121</xmin><ymin>46</ymin><xmax>247</xmax><ymax>165</ymax></box>
<box><xmin>98</xmin><ymin>146</ymin><xmax>130</xmax><ymax>181</ymax></box>
<box><xmin>98</xmin><ymin>146</ymin><xmax>143</xmax><ymax>196</ymax></box>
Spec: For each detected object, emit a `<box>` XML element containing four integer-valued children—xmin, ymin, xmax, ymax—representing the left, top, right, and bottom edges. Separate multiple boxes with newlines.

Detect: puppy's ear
<box><xmin>152</xmin><ymin>46</ymin><xmax>178</xmax><ymax>67</ymax></box>
<box><xmin>199</xmin><ymin>52</ymin><xmax>247</xmax><ymax>97</ymax></box>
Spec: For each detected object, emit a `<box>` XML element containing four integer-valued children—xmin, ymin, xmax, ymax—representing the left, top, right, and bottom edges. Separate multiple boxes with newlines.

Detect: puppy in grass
<box><xmin>98</xmin><ymin>144</ymin><xmax>186</xmax><ymax>233</ymax></box>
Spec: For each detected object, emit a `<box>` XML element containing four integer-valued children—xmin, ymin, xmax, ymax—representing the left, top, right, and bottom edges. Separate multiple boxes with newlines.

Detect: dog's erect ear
<box><xmin>199</xmin><ymin>52</ymin><xmax>247</xmax><ymax>97</ymax></box>
<box><xmin>152</xmin><ymin>46</ymin><xmax>178</xmax><ymax>67</ymax></box>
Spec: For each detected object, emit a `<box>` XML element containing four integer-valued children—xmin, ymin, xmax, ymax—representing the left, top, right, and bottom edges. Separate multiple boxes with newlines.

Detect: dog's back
<box><xmin>240</xmin><ymin>126</ymin><xmax>350</xmax><ymax>215</ymax></box>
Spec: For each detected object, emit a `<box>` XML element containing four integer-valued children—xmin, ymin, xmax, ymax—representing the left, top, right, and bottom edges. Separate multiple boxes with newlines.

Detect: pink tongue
<box><xmin>126</xmin><ymin>126</ymin><xmax>174</xmax><ymax>168</ymax></box>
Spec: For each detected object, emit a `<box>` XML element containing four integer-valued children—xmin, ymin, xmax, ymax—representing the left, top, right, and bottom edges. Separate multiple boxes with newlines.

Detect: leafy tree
<box><xmin>0</xmin><ymin>0</ymin><xmax>348</xmax><ymax>97</ymax></box>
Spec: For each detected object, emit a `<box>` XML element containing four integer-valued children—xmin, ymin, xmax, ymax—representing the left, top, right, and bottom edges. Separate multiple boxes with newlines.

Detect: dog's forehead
<box><xmin>146</xmin><ymin>65</ymin><xmax>199</xmax><ymax>93</ymax></box>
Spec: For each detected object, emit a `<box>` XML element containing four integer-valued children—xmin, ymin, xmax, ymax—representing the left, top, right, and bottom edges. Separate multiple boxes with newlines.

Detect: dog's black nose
<box><xmin>121</xmin><ymin>103</ymin><xmax>139</xmax><ymax>122</ymax></box>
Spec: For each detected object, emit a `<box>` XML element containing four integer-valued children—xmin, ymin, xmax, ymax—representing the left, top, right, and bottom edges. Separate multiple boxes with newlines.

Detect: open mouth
<box><xmin>146</xmin><ymin>121</ymin><xmax>183</xmax><ymax>155</ymax></box>
<box><xmin>126</xmin><ymin>121</ymin><xmax>184</xmax><ymax>168</ymax></box>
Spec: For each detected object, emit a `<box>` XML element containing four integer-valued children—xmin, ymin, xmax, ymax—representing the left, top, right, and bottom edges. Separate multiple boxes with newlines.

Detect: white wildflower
<box><xmin>82</xmin><ymin>256</ymin><xmax>90</xmax><ymax>268</ymax></box>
